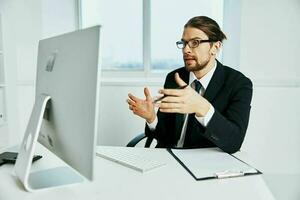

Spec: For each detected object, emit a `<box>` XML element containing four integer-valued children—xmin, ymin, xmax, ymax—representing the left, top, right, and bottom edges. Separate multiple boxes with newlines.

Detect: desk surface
<box><xmin>0</xmin><ymin>145</ymin><xmax>275</xmax><ymax>200</ymax></box>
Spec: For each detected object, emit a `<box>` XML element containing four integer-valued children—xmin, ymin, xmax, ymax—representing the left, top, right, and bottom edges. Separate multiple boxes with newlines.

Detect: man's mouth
<box><xmin>184</xmin><ymin>58</ymin><xmax>194</xmax><ymax>61</ymax></box>
<box><xmin>184</xmin><ymin>56</ymin><xmax>196</xmax><ymax>64</ymax></box>
<box><xmin>184</xmin><ymin>55</ymin><xmax>195</xmax><ymax>61</ymax></box>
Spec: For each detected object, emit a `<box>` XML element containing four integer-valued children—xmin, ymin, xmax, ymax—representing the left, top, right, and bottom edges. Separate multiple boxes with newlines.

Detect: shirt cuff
<box><xmin>146</xmin><ymin>116</ymin><xmax>158</xmax><ymax>131</ymax></box>
<box><xmin>195</xmin><ymin>105</ymin><xmax>215</xmax><ymax>127</ymax></box>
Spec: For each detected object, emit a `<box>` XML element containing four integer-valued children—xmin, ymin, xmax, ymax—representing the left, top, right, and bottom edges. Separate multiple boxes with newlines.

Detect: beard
<box><xmin>185</xmin><ymin>55</ymin><xmax>211</xmax><ymax>72</ymax></box>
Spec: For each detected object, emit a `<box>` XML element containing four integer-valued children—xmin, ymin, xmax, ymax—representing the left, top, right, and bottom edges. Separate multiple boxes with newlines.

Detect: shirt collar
<box><xmin>188</xmin><ymin>61</ymin><xmax>217</xmax><ymax>91</ymax></box>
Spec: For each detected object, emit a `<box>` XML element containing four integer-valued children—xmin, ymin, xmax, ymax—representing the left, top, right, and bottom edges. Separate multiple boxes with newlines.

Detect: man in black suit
<box><xmin>127</xmin><ymin>16</ymin><xmax>252</xmax><ymax>153</ymax></box>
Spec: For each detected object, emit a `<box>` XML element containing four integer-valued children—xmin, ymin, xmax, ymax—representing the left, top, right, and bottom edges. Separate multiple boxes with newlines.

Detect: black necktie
<box><xmin>193</xmin><ymin>80</ymin><xmax>202</xmax><ymax>94</ymax></box>
<box><xmin>184</xmin><ymin>80</ymin><xmax>202</xmax><ymax>147</ymax></box>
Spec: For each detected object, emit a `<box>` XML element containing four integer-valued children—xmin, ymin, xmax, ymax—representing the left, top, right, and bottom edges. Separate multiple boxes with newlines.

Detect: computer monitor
<box><xmin>14</xmin><ymin>26</ymin><xmax>101</xmax><ymax>192</ymax></box>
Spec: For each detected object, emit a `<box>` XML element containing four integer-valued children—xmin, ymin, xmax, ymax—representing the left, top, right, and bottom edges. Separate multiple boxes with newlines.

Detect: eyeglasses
<box><xmin>176</xmin><ymin>38</ymin><xmax>216</xmax><ymax>49</ymax></box>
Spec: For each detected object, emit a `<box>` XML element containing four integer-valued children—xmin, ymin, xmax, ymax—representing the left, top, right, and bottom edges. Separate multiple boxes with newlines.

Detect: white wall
<box><xmin>222</xmin><ymin>0</ymin><xmax>241</xmax><ymax>68</ymax></box>
<box><xmin>98</xmin><ymin>83</ymin><xmax>162</xmax><ymax>146</ymax></box>
<box><xmin>240</xmin><ymin>0</ymin><xmax>300</xmax><ymax>82</ymax></box>
<box><xmin>0</xmin><ymin>0</ymin><xmax>78</xmax><ymax>147</ymax></box>
<box><xmin>238</xmin><ymin>1</ymin><xmax>300</xmax><ymax>198</ymax></box>
<box><xmin>0</xmin><ymin>0</ymin><xmax>41</xmax><ymax>147</ymax></box>
<box><xmin>16</xmin><ymin>0</ymin><xmax>78</xmax><ymax>146</ymax></box>
<box><xmin>239</xmin><ymin>0</ymin><xmax>300</xmax><ymax>174</ymax></box>
<box><xmin>243</xmin><ymin>87</ymin><xmax>300</xmax><ymax>173</ymax></box>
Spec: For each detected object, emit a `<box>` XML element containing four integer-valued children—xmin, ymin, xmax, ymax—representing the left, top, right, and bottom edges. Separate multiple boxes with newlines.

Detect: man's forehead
<box><xmin>182</xmin><ymin>27</ymin><xmax>208</xmax><ymax>39</ymax></box>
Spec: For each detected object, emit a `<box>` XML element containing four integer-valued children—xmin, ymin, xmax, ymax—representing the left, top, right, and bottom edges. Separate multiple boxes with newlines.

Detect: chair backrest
<box><xmin>126</xmin><ymin>133</ymin><xmax>154</xmax><ymax>148</ymax></box>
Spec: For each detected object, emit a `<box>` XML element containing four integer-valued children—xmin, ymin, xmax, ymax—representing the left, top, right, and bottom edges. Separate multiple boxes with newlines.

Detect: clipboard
<box><xmin>167</xmin><ymin>148</ymin><xmax>262</xmax><ymax>181</ymax></box>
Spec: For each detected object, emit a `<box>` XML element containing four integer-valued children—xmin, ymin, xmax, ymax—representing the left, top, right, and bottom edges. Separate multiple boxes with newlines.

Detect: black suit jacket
<box><xmin>145</xmin><ymin>60</ymin><xmax>253</xmax><ymax>153</ymax></box>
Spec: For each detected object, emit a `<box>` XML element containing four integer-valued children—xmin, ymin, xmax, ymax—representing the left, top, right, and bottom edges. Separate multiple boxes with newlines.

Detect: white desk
<box><xmin>0</xmin><ymin>144</ymin><xmax>275</xmax><ymax>200</ymax></box>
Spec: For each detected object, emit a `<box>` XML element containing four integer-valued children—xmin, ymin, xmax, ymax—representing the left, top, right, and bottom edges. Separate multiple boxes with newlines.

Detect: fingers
<box><xmin>127</xmin><ymin>98</ymin><xmax>136</xmax><ymax>113</ymax></box>
<box><xmin>153</xmin><ymin>94</ymin><xmax>164</xmax><ymax>102</ymax></box>
<box><xmin>128</xmin><ymin>101</ymin><xmax>138</xmax><ymax>113</ymax></box>
<box><xmin>128</xmin><ymin>93</ymin><xmax>142</xmax><ymax>103</ymax></box>
<box><xmin>175</xmin><ymin>72</ymin><xmax>187</xmax><ymax>87</ymax></box>
<box><xmin>127</xmin><ymin>94</ymin><xmax>139</xmax><ymax>113</ymax></box>
<box><xmin>159</xmin><ymin>102</ymin><xmax>182</xmax><ymax>109</ymax></box>
<box><xmin>159</xmin><ymin>104</ymin><xmax>183</xmax><ymax>113</ymax></box>
<box><xmin>128</xmin><ymin>105</ymin><xmax>134</xmax><ymax>110</ymax></box>
<box><xmin>160</xmin><ymin>96</ymin><xmax>184</xmax><ymax>103</ymax></box>
<box><xmin>159</xmin><ymin>74</ymin><xmax>189</xmax><ymax>96</ymax></box>
<box><xmin>127</xmin><ymin>98</ymin><xmax>136</xmax><ymax>106</ymax></box>
<box><xmin>159</xmin><ymin>88</ymin><xmax>184</xmax><ymax>96</ymax></box>
<box><xmin>144</xmin><ymin>87</ymin><xmax>152</xmax><ymax>101</ymax></box>
<box><xmin>158</xmin><ymin>102</ymin><xmax>184</xmax><ymax>113</ymax></box>
<box><xmin>159</xmin><ymin>108</ymin><xmax>181</xmax><ymax>113</ymax></box>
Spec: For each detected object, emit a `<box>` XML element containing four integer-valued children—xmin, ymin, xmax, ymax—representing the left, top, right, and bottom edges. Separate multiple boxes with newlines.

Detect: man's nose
<box><xmin>182</xmin><ymin>44</ymin><xmax>191</xmax><ymax>54</ymax></box>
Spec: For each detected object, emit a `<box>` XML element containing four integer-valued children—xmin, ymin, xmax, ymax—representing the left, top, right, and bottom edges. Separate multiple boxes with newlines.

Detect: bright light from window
<box><xmin>80</xmin><ymin>0</ymin><xmax>223</xmax><ymax>72</ymax></box>
<box><xmin>100</xmin><ymin>0</ymin><xmax>143</xmax><ymax>70</ymax></box>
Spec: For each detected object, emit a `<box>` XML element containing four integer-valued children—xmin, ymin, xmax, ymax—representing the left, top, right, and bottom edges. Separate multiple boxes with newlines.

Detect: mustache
<box><xmin>183</xmin><ymin>55</ymin><xmax>195</xmax><ymax>59</ymax></box>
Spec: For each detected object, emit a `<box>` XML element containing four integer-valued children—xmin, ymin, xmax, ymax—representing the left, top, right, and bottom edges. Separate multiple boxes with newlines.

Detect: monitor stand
<box><xmin>14</xmin><ymin>94</ymin><xmax>84</xmax><ymax>192</ymax></box>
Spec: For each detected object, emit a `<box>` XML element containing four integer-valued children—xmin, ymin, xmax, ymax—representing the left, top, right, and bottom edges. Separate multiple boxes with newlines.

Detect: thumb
<box><xmin>175</xmin><ymin>72</ymin><xmax>187</xmax><ymax>87</ymax></box>
<box><xmin>144</xmin><ymin>87</ymin><xmax>152</xmax><ymax>101</ymax></box>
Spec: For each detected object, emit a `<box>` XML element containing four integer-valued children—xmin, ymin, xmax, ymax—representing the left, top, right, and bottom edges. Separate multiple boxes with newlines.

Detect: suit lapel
<box><xmin>203</xmin><ymin>60</ymin><xmax>225</xmax><ymax>102</ymax></box>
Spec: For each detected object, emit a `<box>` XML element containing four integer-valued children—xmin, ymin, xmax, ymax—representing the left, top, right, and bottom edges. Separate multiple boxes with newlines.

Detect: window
<box><xmin>80</xmin><ymin>0</ymin><xmax>224</xmax><ymax>74</ymax></box>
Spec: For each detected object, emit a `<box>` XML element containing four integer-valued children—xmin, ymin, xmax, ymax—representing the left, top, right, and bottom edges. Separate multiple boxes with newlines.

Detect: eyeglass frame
<box><xmin>176</xmin><ymin>38</ymin><xmax>217</xmax><ymax>49</ymax></box>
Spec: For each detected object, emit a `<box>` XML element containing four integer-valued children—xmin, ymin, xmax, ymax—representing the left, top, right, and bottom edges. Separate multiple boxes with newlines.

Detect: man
<box><xmin>127</xmin><ymin>16</ymin><xmax>252</xmax><ymax>154</ymax></box>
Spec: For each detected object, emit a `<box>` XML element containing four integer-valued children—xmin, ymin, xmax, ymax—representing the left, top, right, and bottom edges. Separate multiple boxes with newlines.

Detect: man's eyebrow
<box><xmin>181</xmin><ymin>37</ymin><xmax>203</xmax><ymax>41</ymax></box>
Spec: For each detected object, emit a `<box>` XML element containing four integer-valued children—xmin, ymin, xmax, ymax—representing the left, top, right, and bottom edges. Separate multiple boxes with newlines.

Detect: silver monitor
<box><xmin>15</xmin><ymin>25</ymin><xmax>101</xmax><ymax>192</ymax></box>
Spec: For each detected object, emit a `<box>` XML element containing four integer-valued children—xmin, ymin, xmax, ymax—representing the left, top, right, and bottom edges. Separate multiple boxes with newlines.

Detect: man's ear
<box><xmin>211</xmin><ymin>41</ymin><xmax>222</xmax><ymax>55</ymax></box>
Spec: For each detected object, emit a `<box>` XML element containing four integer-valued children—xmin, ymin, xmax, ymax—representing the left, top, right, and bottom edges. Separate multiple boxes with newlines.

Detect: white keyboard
<box><xmin>96</xmin><ymin>146</ymin><xmax>166</xmax><ymax>172</ymax></box>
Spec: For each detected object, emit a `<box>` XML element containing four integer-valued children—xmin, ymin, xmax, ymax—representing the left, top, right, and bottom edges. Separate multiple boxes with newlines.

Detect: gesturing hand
<box><xmin>127</xmin><ymin>87</ymin><xmax>156</xmax><ymax>123</ymax></box>
<box><xmin>158</xmin><ymin>73</ymin><xmax>211</xmax><ymax>117</ymax></box>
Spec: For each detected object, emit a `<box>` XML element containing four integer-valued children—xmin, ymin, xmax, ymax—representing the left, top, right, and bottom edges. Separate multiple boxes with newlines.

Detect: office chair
<box><xmin>126</xmin><ymin>133</ymin><xmax>154</xmax><ymax>148</ymax></box>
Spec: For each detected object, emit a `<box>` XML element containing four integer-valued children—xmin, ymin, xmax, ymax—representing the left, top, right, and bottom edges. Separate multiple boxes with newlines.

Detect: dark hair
<box><xmin>184</xmin><ymin>16</ymin><xmax>227</xmax><ymax>42</ymax></box>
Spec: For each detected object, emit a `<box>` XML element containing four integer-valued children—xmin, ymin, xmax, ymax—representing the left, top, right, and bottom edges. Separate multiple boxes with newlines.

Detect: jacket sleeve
<box><xmin>203</xmin><ymin>76</ymin><xmax>253</xmax><ymax>153</ymax></box>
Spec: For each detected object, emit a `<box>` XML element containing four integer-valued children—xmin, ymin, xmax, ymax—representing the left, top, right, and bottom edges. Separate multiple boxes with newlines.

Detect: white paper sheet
<box><xmin>170</xmin><ymin>148</ymin><xmax>258</xmax><ymax>179</ymax></box>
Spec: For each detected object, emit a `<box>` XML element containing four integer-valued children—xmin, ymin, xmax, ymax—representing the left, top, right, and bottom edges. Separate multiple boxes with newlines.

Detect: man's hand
<box><xmin>127</xmin><ymin>87</ymin><xmax>156</xmax><ymax>123</ymax></box>
<box><xmin>158</xmin><ymin>73</ymin><xmax>211</xmax><ymax>117</ymax></box>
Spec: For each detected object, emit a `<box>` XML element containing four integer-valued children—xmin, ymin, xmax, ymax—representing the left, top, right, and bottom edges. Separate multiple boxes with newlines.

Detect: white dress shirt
<box><xmin>147</xmin><ymin>62</ymin><xmax>217</xmax><ymax>147</ymax></box>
